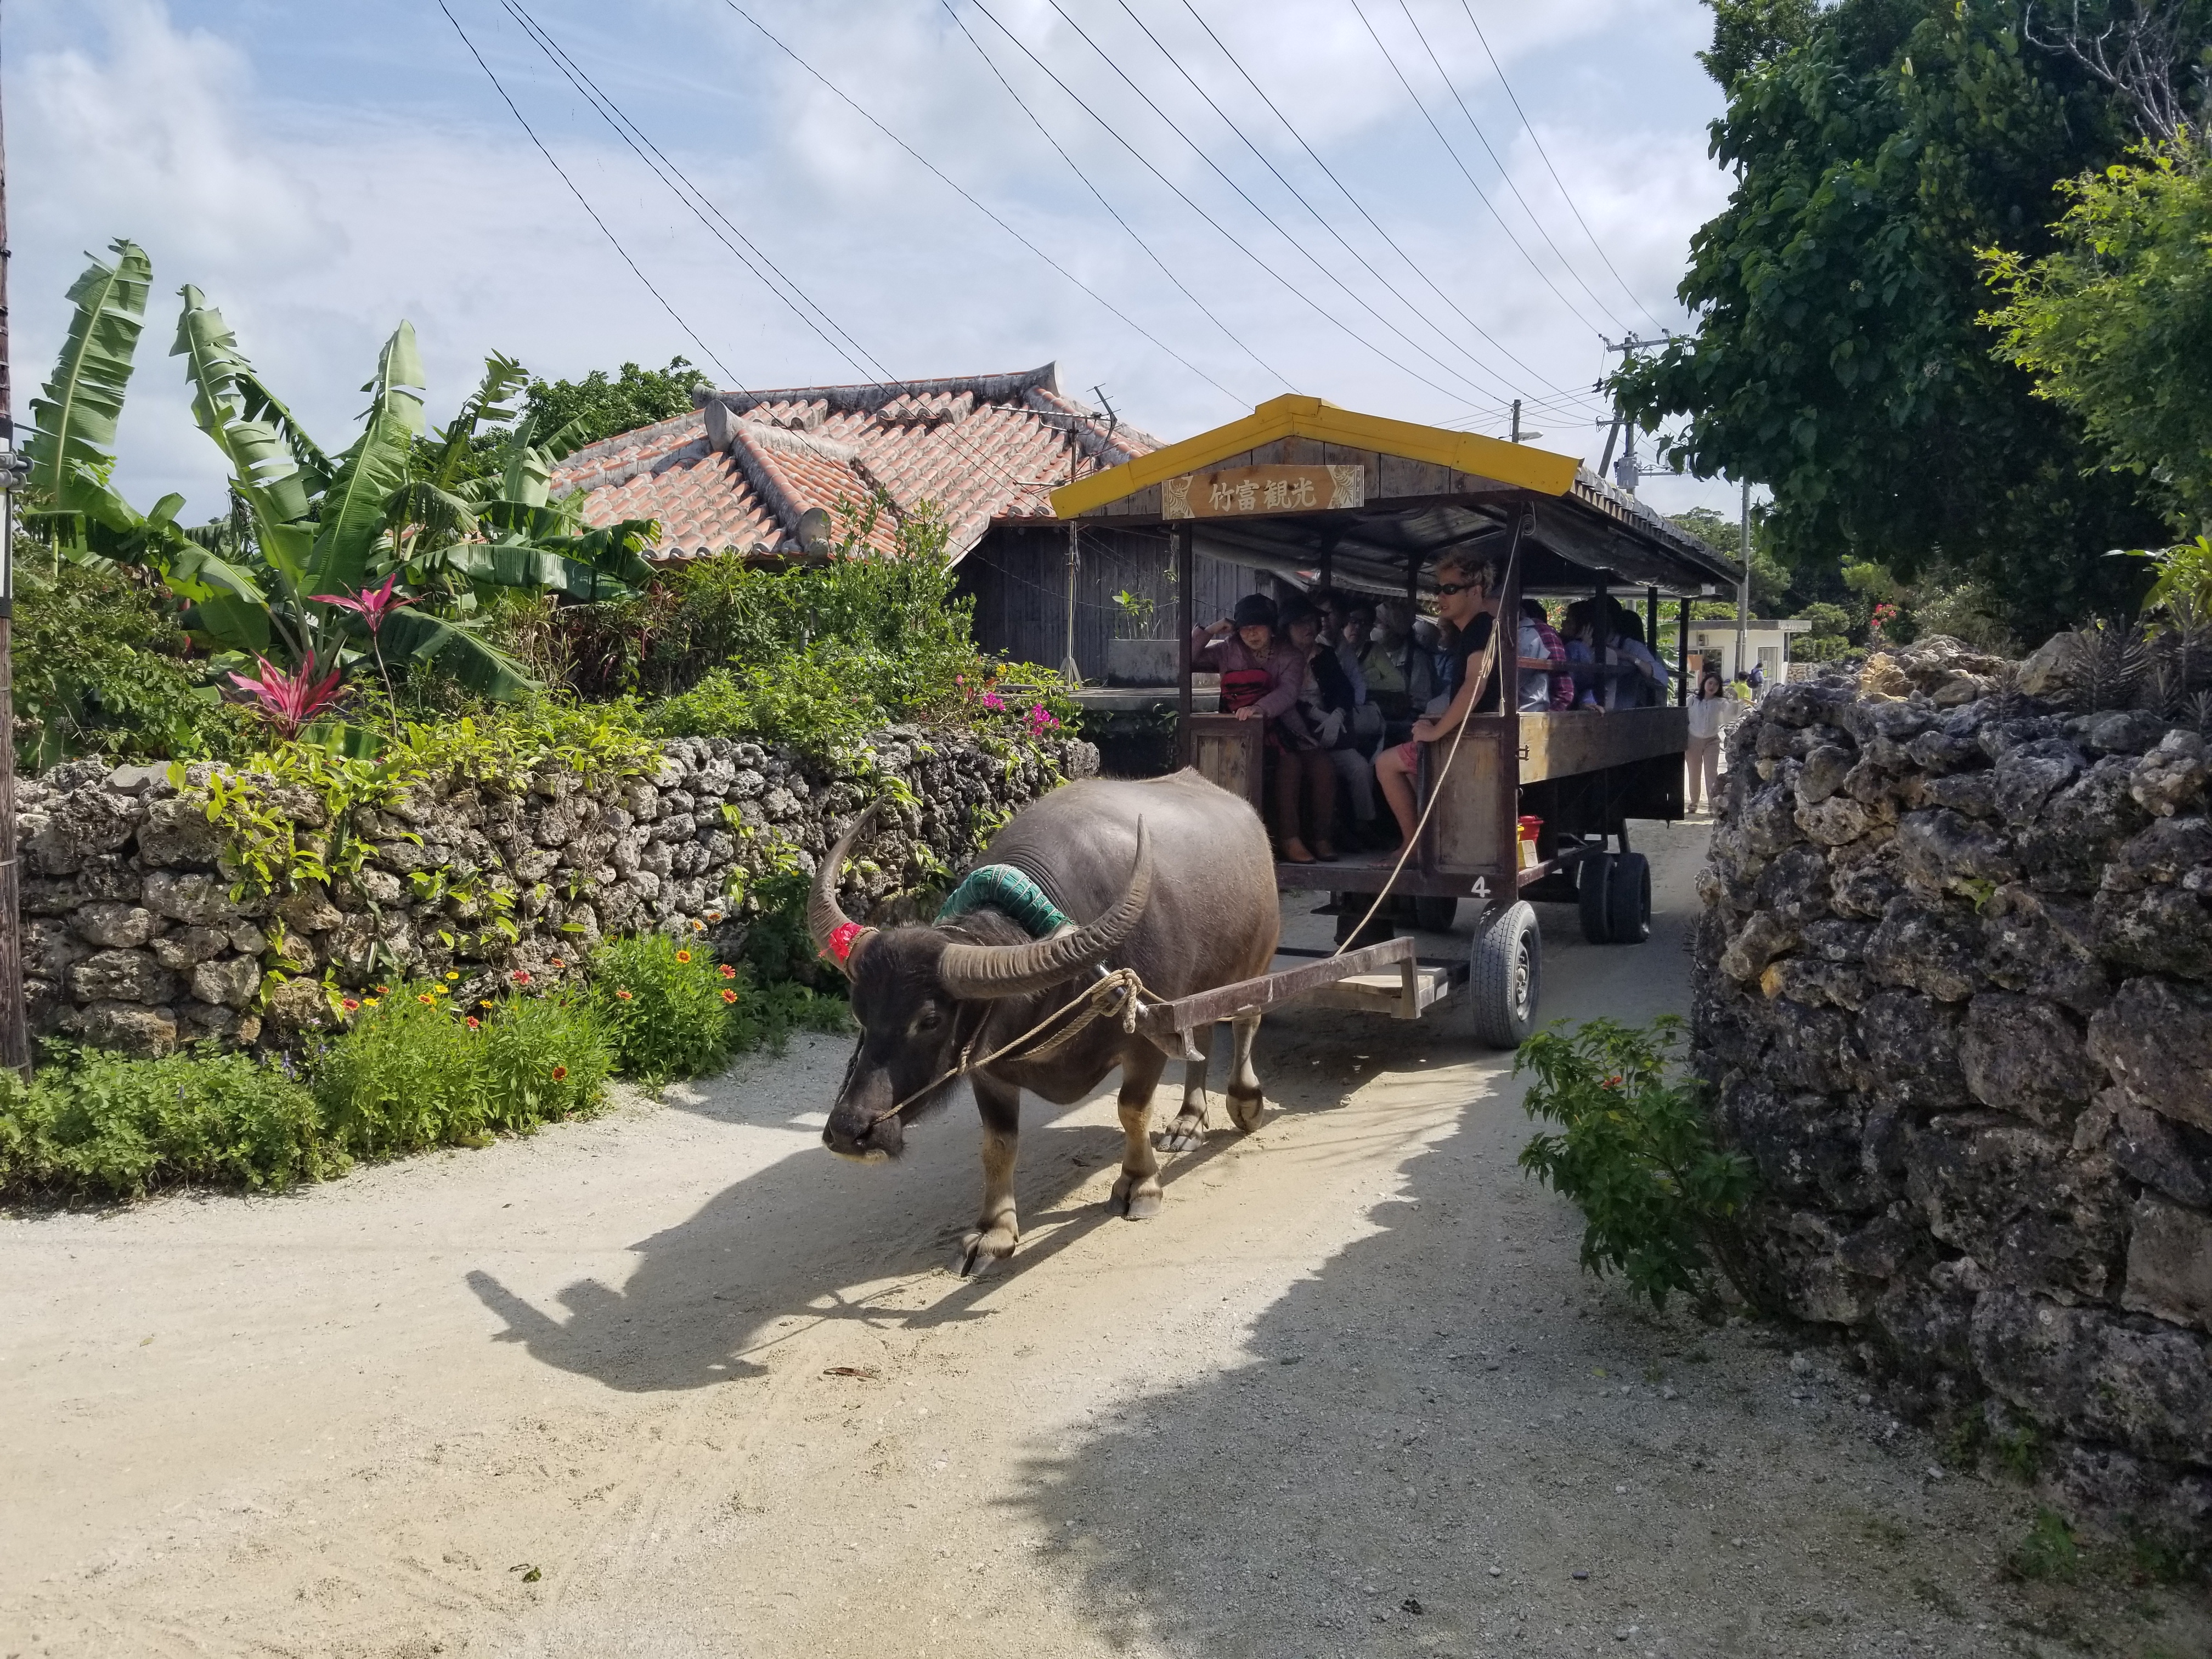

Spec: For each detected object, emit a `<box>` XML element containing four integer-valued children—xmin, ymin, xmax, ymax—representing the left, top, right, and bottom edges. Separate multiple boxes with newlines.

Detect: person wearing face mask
<box><xmin>1193</xmin><ymin>592</ymin><xmax>1337</xmax><ymax>864</ymax></box>
<box><xmin>1374</xmin><ymin>550</ymin><xmax>1499</xmax><ymax>845</ymax></box>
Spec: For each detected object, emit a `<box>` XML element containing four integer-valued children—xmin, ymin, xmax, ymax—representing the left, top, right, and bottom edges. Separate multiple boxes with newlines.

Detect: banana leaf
<box><xmin>172</xmin><ymin>287</ymin><xmax>321</xmax><ymax>589</ymax></box>
<box><xmin>25</xmin><ymin>240</ymin><xmax>153</xmax><ymax>534</ymax></box>
<box><xmin>377</xmin><ymin>606</ymin><xmax>534</xmax><ymax>701</ymax></box>
<box><xmin>309</xmin><ymin>323</ymin><xmax>425</xmax><ymax>595</ymax></box>
<box><xmin>428</xmin><ymin>352</ymin><xmax>527</xmax><ymax>489</ymax></box>
<box><xmin>432</xmin><ymin>536</ymin><xmax>637</xmax><ymax>602</ymax></box>
<box><xmin>542</xmin><ymin>517</ymin><xmax>659</xmax><ymax>589</ymax></box>
<box><xmin>182</xmin><ymin>592</ymin><xmax>274</xmax><ymax>656</ymax></box>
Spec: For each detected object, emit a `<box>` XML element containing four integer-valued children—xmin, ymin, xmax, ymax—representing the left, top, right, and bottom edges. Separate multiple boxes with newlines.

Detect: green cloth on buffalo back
<box><xmin>935</xmin><ymin>864</ymin><xmax>1073</xmax><ymax>938</ymax></box>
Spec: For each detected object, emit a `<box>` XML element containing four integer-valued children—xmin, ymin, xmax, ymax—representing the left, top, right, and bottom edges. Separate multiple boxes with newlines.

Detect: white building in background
<box><xmin>1686</xmin><ymin>617</ymin><xmax>1814</xmax><ymax>684</ymax></box>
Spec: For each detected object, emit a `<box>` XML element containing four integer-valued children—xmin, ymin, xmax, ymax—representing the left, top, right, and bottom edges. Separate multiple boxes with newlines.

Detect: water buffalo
<box><xmin>809</xmin><ymin>769</ymin><xmax>1280</xmax><ymax>1273</ymax></box>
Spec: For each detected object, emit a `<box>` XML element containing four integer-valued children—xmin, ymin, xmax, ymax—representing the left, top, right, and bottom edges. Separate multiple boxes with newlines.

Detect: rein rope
<box><xmin>867</xmin><ymin>966</ymin><xmax>1153</xmax><ymax>1125</ymax></box>
<box><xmin>1329</xmin><ymin>509</ymin><xmax>1532</xmax><ymax>959</ymax></box>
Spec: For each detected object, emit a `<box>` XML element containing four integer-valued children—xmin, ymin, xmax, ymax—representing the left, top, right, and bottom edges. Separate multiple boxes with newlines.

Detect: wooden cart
<box><xmin>1049</xmin><ymin>396</ymin><xmax>1741</xmax><ymax>1047</ymax></box>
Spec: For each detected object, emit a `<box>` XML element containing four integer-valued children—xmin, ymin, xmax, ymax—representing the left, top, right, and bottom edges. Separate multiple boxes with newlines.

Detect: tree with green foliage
<box><xmin>1616</xmin><ymin>0</ymin><xmax>2179</xmax><ymax>641</ymax></box>
<box><xmin>526</xmin><ymin>357</ymin><xmax>711</xmax><ymax>448</ymax></box>
<box><xmin>1982</xmin><ymin>137</ymin><xmax>2212</xmax><ymax>533</ymax></box>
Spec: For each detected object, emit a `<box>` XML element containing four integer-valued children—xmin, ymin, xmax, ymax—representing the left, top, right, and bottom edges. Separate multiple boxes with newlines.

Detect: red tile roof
<box><xmin>551</xmin><ymin>363</ymin><xmax>1158</xmax><ymax>563</ymax></box>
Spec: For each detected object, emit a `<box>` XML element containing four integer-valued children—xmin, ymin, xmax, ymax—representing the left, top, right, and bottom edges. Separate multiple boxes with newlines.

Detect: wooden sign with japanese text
<box><xmin>1160</xmin><ymin>463</ymin><xmax>1365</xmax><ymax>519</ymax></box>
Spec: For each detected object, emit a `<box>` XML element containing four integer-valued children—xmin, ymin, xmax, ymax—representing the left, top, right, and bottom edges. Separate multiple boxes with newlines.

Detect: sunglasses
<box><xmin>1434</xmin><ymin>579</ymin><xmax>1489</xmax><ymax>598</ymax></box>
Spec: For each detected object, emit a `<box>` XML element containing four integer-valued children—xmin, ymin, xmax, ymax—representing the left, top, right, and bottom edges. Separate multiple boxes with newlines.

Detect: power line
<box><xmin>495</xmin><ymin>0</ymin><xmax>877</xmax><ymax>383</ymax></box>
<box><xmin>937</xmin><ymin>3</ymin><xmax>1290</xmax><ymax>395</ymax></box>
<box><xmin>1344</xmin><ymin>0</ymin><xmax>1608</xmax><ymax>338</ymax></box>
<box><xmin>1387</xmin><ymin>0</ymin><xmax>1630</xmax><ymax>334</ymax></box>
<box><xmin>720</xmin><ymin>0</ymin><xmax>1250</xmax><ymax>409</ymax></box>
<box><xmin>1457</xmin><ymin>0</ymin><xmax>1669</xmax><ymax>334</ymax></box>
<box><xmin>495</xmin><ymin>0</ymin><xmax>1040</xmax><ymax>501</ymax></box>
<box><xmin>973</xmin><ymin>0</ymin><xmax>1515</xmax><ymax>408</ymax></box>
<box><xmin>1167</xmin><ymin>0</ymin><xmax>1604</xmax><ymax>414</ymax></box>
<box><xmin>435</xmin><ymin>0</ymin><xmax>747</xmax><ymax>391</ymax></box>
<box><xmin>1105</xmin><ymin>0</ymin><xmax>1570</xmax><ymax>406</ymax></box>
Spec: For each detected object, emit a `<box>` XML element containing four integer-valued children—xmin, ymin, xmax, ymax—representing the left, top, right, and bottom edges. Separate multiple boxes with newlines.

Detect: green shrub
<box><xmin>588</xmin><ymin>932</ymin><xmax>742</xmax><ymax>1082</ymax></box>
<box><xmin>0</xmin><ymin>1043</ymin><xmax>341</xmax><ymax>1199</ymax></box>
<box><xmin>1515</xmin><ymin>1015</ymin><xmax>1764</xmax><ymax>1311</ymax></box>
<box><xmin>314</xmin><ymin>978</ymin><xmax>613</xmax><ymax>1154</ymax></box>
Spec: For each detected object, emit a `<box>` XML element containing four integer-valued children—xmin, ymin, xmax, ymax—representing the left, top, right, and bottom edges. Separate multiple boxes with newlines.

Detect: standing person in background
<box><xmin>1684</xmin><ymin>668</ymin><xmax>1731</xmax><ymax>814</ymax></box>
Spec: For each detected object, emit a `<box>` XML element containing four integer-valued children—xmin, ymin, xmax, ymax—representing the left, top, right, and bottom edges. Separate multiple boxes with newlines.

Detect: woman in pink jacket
<box><xmin>1193</xmin><ymin>592</ymin><xmax>1337</xmax><ymax>863</ymax></box>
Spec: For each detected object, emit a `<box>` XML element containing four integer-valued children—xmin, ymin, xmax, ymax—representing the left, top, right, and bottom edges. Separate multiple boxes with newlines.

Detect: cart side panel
<box><xmin>1425</xmin><ymin>721</ymin><xmax>1513</xmax><ymax>877</ymax></box>
<box><xmin>1183</xmin><ymin>713</ymin><xmax>1266</xmax><ymax>812</ymax></box>
<box><xmin>1519</xmin><ymin>707</ymin><xmax>1688</xmax><ymax>783</ymax></box>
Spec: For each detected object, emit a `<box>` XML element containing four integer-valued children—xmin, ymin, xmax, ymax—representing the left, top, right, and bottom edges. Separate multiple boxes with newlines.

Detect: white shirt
<box><xmin>1686</xmin><ymin>693</ymin><xmax>1733</xmax><ymax>740</ymax></box>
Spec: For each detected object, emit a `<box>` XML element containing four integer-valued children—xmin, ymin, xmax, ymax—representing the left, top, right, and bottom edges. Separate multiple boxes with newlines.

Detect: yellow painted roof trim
<box><xmin>1050</xmin><ymin>393</ymin><xmax>1581</xmax><ymax>519</ymax></box>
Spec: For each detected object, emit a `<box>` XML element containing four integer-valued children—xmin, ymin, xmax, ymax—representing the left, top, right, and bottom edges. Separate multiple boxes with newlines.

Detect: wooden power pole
<box><xmin>0</xmin><ymin>48</ymin><xmax>30</xmax><ymax>1080</ymax></box>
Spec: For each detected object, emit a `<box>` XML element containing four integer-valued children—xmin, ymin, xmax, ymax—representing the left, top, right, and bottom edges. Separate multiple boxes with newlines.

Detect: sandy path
<box><xmin>3</xmin><ymin>821</ymin><xmax>2203</xmax><ymax>1658</ymax></box>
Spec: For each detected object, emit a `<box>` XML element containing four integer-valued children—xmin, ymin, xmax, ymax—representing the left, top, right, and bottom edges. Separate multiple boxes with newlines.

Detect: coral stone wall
<box><xmin>15</xmin><ymin>730</ymin><xmax>1094</xmax><ymax>1057</ymax></box>
<box><xmin>1695</xmin><ymin>639</ymin><xmax>2212</xmax><ymax>1536</ymax></box>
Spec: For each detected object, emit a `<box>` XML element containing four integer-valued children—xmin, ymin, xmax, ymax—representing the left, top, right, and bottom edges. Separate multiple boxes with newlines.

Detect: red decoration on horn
<box><xmin>826</xmin><ymin>922</ymin><xmax>865</xmax><ymax>964</ymax></box>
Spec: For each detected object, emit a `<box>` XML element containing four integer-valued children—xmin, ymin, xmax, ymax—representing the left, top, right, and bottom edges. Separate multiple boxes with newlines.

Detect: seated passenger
<box><xmin>1374</xmin><ymin>550</ymin><xmax>1499</xmax><ymax>845</ymax></box>
<box><xmin>1522</xmin><ymin>598</ymin><xmax>1575</xmax><ymax>711</ymax></box>
<box><xmin>1192</xmin><ymin>594</ymin><xmax>1336</xmax><ymax>864</ymax></box>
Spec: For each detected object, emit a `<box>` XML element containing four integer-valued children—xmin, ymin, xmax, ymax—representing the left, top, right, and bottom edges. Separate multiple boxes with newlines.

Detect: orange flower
<box><xmin>616</xmin><ymin>989</ymin><xmax>634</xmax><ymax>1001</ymax></box>
<box><xmin>720</xmin><ymin>988</ymin><xmax>737</xmax><ymax>1004</ymax></box>
<box><xmin>718</xmin><ymin>964</ymin><xmax>736</xmax><ymax>979</ymax></box>
<box><xmin>551</xmin><ymin>1065</ymin><xmax>568</xmax><ymax>1082</ymax></box>
<box><xmin>690</xmin><ymin>919</ymin><xmax>706</xmax><ymax>932</ymax></box>
<box><xmin>465</xmin><ymin>1016</ymin><xmax>480</xmax><ymax>1030</ymax></box>
<box><xmin>417</xmin><ymin>994</ymin><xmax>435</xmax><ymax>1006</ymax></box>
<box><xmin>375</xmin><ymin>984</ymin><xmax>390</xmax><ymax>995</ymax></box>
<box><xmin>341</xmin><ymin>998</ymin><xmax>360</xmax><ymax>1013</ymax></box>
<box><xmin>511</xmin><ymin>969</ymin><xmax>532</xmax><ymax>985</ymax></box>
<box><xmin>550</xmin><ymin>957</ymin><xmax>566</xmax><ymax>970</ymax></box>
<box><xmin>675</xmin><ymin>950</ymin><xmax>692</xmax><ymax>963</ymax></box>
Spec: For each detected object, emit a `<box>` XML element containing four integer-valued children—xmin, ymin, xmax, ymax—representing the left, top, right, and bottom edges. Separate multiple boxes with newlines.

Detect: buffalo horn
<box><xmin>937</xmin><ymin>821</ymin><xmax>1154</xmax><ymax>1000</ymax></box>
<box><xmin>809</xmin><ymin>803</ymin><xmax>884</xmax><ymax>977</ymax></box>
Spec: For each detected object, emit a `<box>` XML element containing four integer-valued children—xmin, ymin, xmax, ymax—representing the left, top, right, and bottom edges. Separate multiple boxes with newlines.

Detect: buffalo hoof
<box><xmin>1151</xmin><ymin>1111</ymin><xmax>1207</xmax><ymax>1154</ymax></box>
<box><xmin>958</xmin><ymin>1222</ymin><xmax>1018</xmax><ymax>1277</ymax></box>
<box><xmin>1109</xmin><ymin>1171</ymin><xmax>1163</xmax><ymax>1220</ymax></box>
<box><xmin>1227</xmin><ymin>1088</ymin><xmax>1266</xmax><ymax>1133</ymax></box>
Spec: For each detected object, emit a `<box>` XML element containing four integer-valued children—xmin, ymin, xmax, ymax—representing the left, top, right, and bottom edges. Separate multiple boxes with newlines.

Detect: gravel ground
<box><xmin>2</xmin><ymin>818</ymin><xmax>2204</xmax><ymax>1657</ymax></box>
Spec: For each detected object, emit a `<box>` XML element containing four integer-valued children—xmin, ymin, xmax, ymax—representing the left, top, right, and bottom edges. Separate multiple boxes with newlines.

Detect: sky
<box><xmin>9</xmin><ymin>0</ymin><xmax>1747</xmax><ymax>530</ymax></box>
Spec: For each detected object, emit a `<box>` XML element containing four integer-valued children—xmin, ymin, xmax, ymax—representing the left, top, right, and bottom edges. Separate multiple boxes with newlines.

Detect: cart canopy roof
<box><xmin>1048</xmin><ymin>394</ymin><xmax>1740</xmax><ymax>599</ymax></box>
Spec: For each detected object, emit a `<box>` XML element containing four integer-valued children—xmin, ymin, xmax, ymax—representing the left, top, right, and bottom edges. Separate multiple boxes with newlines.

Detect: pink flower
<box><xmin>311</xmin><ymin>573</ymin><xmax>416</xmax><ymax>637</ymax></box>
<box><xmin>229</xmin><ymin>656</ymin><xmax>346</xmax><ymax>738</ymax></box>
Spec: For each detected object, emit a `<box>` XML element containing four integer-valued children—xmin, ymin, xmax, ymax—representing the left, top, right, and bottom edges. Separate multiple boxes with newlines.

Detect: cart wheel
<box><xmin>1412</xmin><ymin>895</ymin><xmax>1459</xmax><ymax>933</ymax></box>
<box><xmin>1470</xmin><ymin>901</ymin><xmax>1542</xmax><ymax>1049</ymax></box>
<box><xmin>1607</xmin><ymin>851</ymin><xmax>1652</xmax><ymax>944</ymax></box>
<box><xmin>1578</xmin><ymin>851</ymin><xmax>1615</xmax><ymax>944</ymax></box>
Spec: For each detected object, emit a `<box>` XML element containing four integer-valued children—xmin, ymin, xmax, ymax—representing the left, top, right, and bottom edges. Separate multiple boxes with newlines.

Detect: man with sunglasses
<box><xmin>1373</xmin><ymin>549</ymin><xmax>1500</xmax><ymax>845</ymax></box>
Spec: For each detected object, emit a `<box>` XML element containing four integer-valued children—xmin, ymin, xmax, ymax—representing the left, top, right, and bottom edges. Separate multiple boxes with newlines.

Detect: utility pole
<box><xmin>1736</xmin><ymin>478</ymin><xmax>1751</xmax><ymax>685</ymax></box>
<box><xmin>1598</xmin><ymin>335</ymin><xmax>1672</xmax><ymax>492</ymax></box>
<box><xmin>1509</xmin><ymin>399</ymin><xmax>1542</xmax><ymax>445</ymax></box>
<box><xmin>0</xmin><ymin>47</ymin><xmax>27</xmax><ymax>1080</ymax></box>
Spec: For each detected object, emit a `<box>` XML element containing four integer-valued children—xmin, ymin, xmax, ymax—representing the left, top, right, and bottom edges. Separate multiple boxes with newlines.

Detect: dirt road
<box><xmin>4</xmin><ymin>822</ymin><xmax>2202</xmax><ymax>1657</ymax></box>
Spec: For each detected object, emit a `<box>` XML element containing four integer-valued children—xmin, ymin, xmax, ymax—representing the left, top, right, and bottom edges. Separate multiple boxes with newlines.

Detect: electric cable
<box><xmin>722</xmin><ymin>0</ymin><xmax>1252</xmax><ymax>409</ymax></box>
<box><xmin>989</xmin><ymin>0</ymin><xmax>1517</xmax><ymax>407</ymax></box>
<box><xmin>1111</xmin><ymin>0</ymin><xmax>1578</xmax><ymax>406</ymax></box>
<box><xmin>1389</xmin><ymin>0</ymin><xmax>1630</xmax><ymax>334</ymax></box>
<box><xmin>1168</xmin><ymin>0</ymin><xmax>1605</xmax><ymax>415</ymax></box>
<box><xmin>1344</xmin><ymin>0</ymin><xmax>1607</xmax><ymax>338</ymax></box>
<box><xmin>1457</xmin><ymin>0</ymin><xmax>1670</xmax><ymax>333</ymax></box>
<box><xmin>497</xmin><ymin>0</ymin><xmax>1043</xmax><ymax>501</ymax></box>
<box><xmin>938</xmin><ymin>2</ymin><xmax>1293</xmax><ymax>395</ymax></box>
<box><xmin>436</xmin><ymin>0</ymin><xmax>748</xmax><ymax>391</ymax></box>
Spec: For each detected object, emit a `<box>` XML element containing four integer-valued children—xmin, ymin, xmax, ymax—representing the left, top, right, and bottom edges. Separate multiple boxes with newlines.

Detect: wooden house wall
<box><xmin>958</xmin><ymin>524</ymin><xmax>1270</xmax><ymax>681</ymax></box>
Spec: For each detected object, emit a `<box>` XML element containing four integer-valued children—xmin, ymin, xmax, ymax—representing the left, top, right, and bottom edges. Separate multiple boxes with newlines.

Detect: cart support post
<box><xmin>1676</xmin><ymin>595</ymin><xmax>1691</xmax><ymax>705</ymax></box>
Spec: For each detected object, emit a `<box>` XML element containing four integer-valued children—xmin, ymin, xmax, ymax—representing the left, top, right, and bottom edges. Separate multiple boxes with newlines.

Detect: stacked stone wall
<box><xmin>1696</xmin><ymin>639</ymin><xmax>2212</xmax><ymax>1538</ymax></box>
<box><xmin>14</xmin><ymin>730</ymin><xmax>1093</xmax><ymax>1056</ymax></box>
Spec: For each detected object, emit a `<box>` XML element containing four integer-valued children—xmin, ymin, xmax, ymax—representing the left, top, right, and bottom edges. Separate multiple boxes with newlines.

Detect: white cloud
<box><xmin>9</xmin><ymin>0</ymin><xmax>1736</xmax><ymax>523</ymax></box>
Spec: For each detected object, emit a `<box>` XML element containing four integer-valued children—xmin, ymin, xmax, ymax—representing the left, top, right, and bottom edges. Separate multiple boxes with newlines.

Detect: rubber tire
<box><xmin>1470</xmin><ymin>900</ymin><xmax>1543</xmax><ymax>1049</ymax></box>
<box><xmin>1412</xmin><ymin>895</ymin><xmax>1459</xmax><ymax>934</ymax></box>
<box><xmin>1607</xmin><ymin>851</ymin><xmax>1652</xmax><ymax>945</ymax></box>
<box><xmin>1578</xmin><ymin>850</ymin><xmax>1615</xmax><ymax>944</ymax></box>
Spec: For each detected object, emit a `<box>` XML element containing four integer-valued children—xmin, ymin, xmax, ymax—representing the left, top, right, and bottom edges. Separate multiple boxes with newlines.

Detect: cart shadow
<box><xmin>461</xmin><ymin>1030</ymin><xmax>1351</xmax><ymax>1394</ymax></box>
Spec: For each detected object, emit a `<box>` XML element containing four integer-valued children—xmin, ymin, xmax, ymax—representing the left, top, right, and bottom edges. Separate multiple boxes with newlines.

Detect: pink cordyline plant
<box><xmin>229</xmin><ymin>657</ymin><xmax>346</xmax><ymax>740</ymax></box>
<box><xmin>311</xmin><ymin>574</ymin><xmax>416</xmax><ymax>727</ymax></box>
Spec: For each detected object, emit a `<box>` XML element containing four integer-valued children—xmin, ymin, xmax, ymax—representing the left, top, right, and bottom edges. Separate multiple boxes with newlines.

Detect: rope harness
<box><xmin>866</xmin><ymin>966</ymin><xmax>1153</xmax><ymax>1125</ymax></box>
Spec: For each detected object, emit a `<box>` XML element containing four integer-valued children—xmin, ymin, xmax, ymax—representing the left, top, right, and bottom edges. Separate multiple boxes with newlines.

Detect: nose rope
<box><xmin>866</xmin><ymin>967</ymin><xmax>1153</xmax><ymax>1125</ymax></box>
